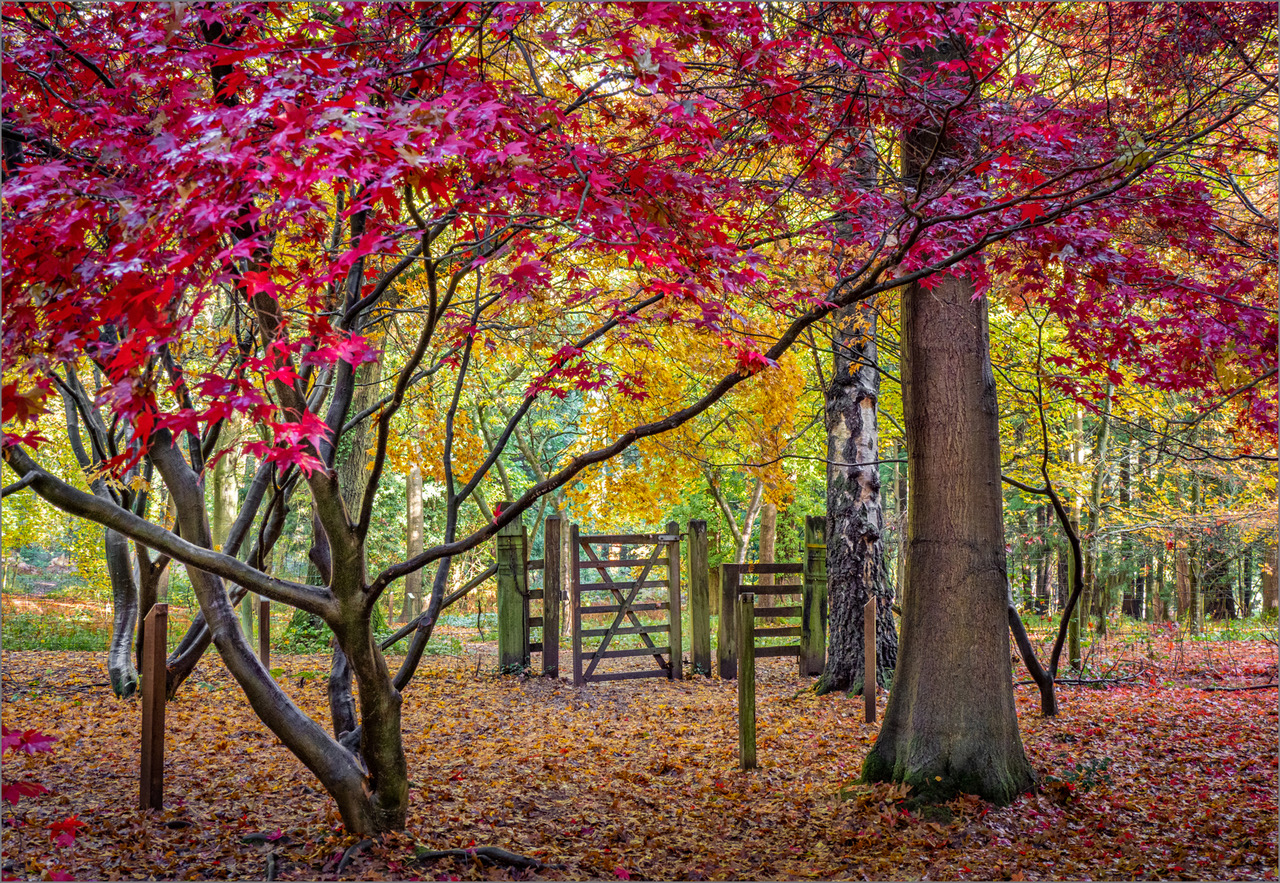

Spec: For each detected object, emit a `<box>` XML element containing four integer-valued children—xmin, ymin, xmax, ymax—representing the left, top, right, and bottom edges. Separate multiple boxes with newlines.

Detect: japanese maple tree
<box><xmin>3</xmin><ymin>1</ymin><xmax>1273</xmax><ymax>831</ymax></box>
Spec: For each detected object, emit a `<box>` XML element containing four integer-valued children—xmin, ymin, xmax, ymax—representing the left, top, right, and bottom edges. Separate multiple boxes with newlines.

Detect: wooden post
<box><xmin>570</xmin><ymin>524</ymin><xmax>583</xmax><ymax>686</ymax></box>
<box><xmin>521</xmin><ymin>525</ymin><xmax>533</xmax><ymax>668</ymax></box>
<box><xmin>864</xmin><ymin>596</ymin><xmax>876</xmax><ymax>723</ymax></box>
<box><xmin>257</xmin><ymin>597</ymin><xmax>270</xmax><ymax>666</ymax></box>
<box><xmin>543</xmin><ymin>516</ymin><xmax>561</xmax><ymax>678</ymax></box>
<box><xmin>801</xmin><ymin>516</ymin><xmax>828</xmax><ymax>676</ymax></box>
<box><xmin>717</xmin><ymin>564</ymin><xmax>737</xmax><ymax>679</ymax></box>
<box><xmin>709</xmin><ymin>563</ymin><xmax>720</xmax><ymax>617</ymax></box>
<box><xmin>738</xmin><ymin>592</ymin><xmax>756</xmax><ymax>770</ymax></box>
<box><xmin>139</xmin><ymin>603</ymin><xmax>167</xmax><ymax>811</ymax></box>
<box><xmin>665</xmin><ymin>522</ymin><xmax>683</xmax><ymax>680</ymax></box>
<box><xmin>688</xmin><ymin>521</ymin><xmax>711</xmax><ymax>676</ymax></box>
<box><xmin>496</xmin><ymin>503</ymin><xmax>528</xmax><ymax>673</ymax></box>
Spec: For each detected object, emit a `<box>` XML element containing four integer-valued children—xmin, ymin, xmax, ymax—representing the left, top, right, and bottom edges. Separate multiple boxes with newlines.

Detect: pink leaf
<box><xmin>1</xmin><ymin>781</ymin><xmax>48</xmax><ymax>805</ymax></box>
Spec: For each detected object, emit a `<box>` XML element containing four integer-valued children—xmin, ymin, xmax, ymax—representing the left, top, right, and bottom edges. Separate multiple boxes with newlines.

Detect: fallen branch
<box><xmin>1015</xmin><ymin>674</ymin><xmax>1139</xmax><ymax>687</ymax></box>
<box><xmin>415</xmin><ymin>845</ymin><xmax>547</xmax><ymax>871</ymax></box>
<box><xmin>1199</xmin><ymin>681</ymin><xmax>1278</xmax><ymax>692</ymax></box>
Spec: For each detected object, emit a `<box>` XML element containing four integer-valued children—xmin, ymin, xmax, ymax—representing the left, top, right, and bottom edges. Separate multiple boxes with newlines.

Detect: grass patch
<box><xmin>1</xmin><ymin>612</ymin><xmax>111</xmax><ymax>652</ymax></box>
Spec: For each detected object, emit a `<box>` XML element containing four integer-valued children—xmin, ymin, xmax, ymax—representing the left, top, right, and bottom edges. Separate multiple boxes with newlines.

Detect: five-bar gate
<box><xmin>570</xmin><ymin>522</ymin><xmax>682</xmax><ymax>685</ymax></box>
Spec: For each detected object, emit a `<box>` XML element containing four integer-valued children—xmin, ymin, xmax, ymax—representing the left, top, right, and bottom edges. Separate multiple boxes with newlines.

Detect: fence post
<box><xmin>717</xmin><ymin>564</ymin><xmax>737</xmax><ymax>679</ymax></box>
<box><xmin>543</xmin><ymin>516</ymin><xmax>562</xmax><ymax>678</ymax></box>
<box><xmin>801</xmin><ymin>516</ymin><xmax>828</xmax><ymax>676</ymax></box>
<box><xmin>570</xmin><ymin>524</ymin><xmax>583</xmax><ymax>686</ymax></box>
<box><xmin>666</xmin><ymin>521</ymin><xmax>682</xmax><ymax>681</ymax></box>
<box><xmin>139</xmin><ymin>603</ymin><xmax>167</xmax><ymax>811</ymax></box>
<box><xmin>496</xmin><ymin>503</ymin><xmax>528</xmax><ymax>673</ymax></box>
<box><xmin>257</xmin><ymin>597</ymin><xmax>270</xmax><ymax>666</ymax></box>
<box><xmin>737</xmin><ymin>592</ymin><xmax>756</xmax><ymax>770</ymax></box>
<box><xmin>864</xmin><ymin>596</ymin><xmax>877</xmax><ymax>723</ymax></box>
<box><xmin>688</xmin><ymin>521</ymin><xmax>711</xmax><ymax>676</ymax></box>
<box><xmin>709</xmin><ymin>563</ymin><xmax>720</xmax><ymax>617</ymax></box>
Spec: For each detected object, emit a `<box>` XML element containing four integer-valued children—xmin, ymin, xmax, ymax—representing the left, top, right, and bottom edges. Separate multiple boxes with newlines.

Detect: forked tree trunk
<box><xmin>862</xmin><ymin>264</ymin><xmax>1035</xmax><ymax>804</ymax></box>
<box><xmin>818</xmin><ymin>304</ymin><xmax>897</xmax><ymax>695</ymax></box>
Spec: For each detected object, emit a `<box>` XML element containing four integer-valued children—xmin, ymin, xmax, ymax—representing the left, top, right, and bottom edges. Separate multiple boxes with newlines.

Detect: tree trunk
<box><xmin>401</xmin><ymin>466</ymin><xmax>424</xmax><ymax>621</ymax></box>
<box><xmin>104</xmin><ymin>525</ymin><xmax>139</xmax><ymax>698</ymax></box>
<box><xmin>1239</xmin><ymin>545</ymin><xmax>1253</xmax><ymax>616</ymax></box>
<box><xmin>1176</xmin><ymin>545</ymin><xmax>1191</xmax><ymax>621</ymax></box>
<box><xmin>758</xmin><ymin>502</ymin><xmax>777</xmax><ymax>588</ymax></box>
<box><xmin>1082</xmin><ymin>379</ymin><xmax>1113</xmax><ymax>638</ymax></box>
<box><xmin>893</xmin><ymin>438</ymin><xmax>907</xmax><ymax>599</ymax></box>
<box><xmin>1261</xmin><ymin>537</ymin><xmax>1278</xmax><ymax>616</ymax></box>
<box><xmin>817</xmin><ymin>303</ymin><xmax>896</xmax><ymax>695</ymax></box>
<box><xmin>862</xmin><ymin>262</ymin><xmax>1033</xmax><ymax>803</ymax></box>
<box><xmin>1068</xmin><ymin>408</ymin><xmax>1083</xmax><ymax>667</ymax></box>
<box><xmin>862</xmin><ymin>37</ymin><xmax>1033</xmax><ymax>802</ymax></box>
<box><xmin>212</xmin><ymin>440</ymin><xmax>253</xmax><ymax>641</ymax></box>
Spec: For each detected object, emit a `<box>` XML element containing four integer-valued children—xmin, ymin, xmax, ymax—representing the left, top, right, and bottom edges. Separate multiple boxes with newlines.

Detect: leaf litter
<box><xmin>0</xmin><ymin>635</ymin><xmax>1274</xmax><ymax>881</ymax></box>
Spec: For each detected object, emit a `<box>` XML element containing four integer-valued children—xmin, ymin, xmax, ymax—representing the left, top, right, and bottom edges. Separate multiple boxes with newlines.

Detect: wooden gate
<box><xmin>717</xmin><ymin>516</ymin><xmax>827</xmax><ymax>678</ymax></box>
<box><xmin>570</xmin><ymin>522</ymin><xmax>682</xmax><ymax>685</ymax></box>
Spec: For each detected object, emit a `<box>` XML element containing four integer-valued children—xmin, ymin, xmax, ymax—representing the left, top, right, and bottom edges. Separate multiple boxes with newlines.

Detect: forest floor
<box><xmin>1</xmin><ymin>628</ymin><xmax>1275</xmax><ymax>881</ymax></box>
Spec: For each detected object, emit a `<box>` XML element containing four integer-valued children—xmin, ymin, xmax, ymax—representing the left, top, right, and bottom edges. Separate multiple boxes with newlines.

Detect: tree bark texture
<box><xmin>862</xmin><ymin>271</ymin><xmax>1034</xmax><ymax>805</ymax></box>
<box><xmin>817</xmin><ymin>304</ymin><xmax>897</xmax><ymax>695</ymax></box>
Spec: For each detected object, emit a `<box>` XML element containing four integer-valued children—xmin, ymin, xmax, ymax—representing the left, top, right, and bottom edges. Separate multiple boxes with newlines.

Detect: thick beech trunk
<box><xmin>862</xmin><ymin>273</ymin><xmax>1034</xmax><ymax>804</ymax></box>
<box><xmin>817</xmin><ymin>305</ymin><xmax>897</xmax><ymax>695</ymax></box>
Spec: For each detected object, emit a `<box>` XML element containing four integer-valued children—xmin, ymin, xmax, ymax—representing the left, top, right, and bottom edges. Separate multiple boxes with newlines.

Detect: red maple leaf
<box><xmin>48</xmin><ymin>815</ymin><xmax>86</xmax><ymax>847</ymax></box>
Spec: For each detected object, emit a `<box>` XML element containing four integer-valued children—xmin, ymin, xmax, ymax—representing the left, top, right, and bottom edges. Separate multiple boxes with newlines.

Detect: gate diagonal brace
<box><xmin>580</xmin><ymin>540</ymin><xmax>668</xmax><ymax>678</ymax></box>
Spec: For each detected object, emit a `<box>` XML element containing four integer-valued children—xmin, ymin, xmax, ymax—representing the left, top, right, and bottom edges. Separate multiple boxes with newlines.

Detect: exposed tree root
<box><xmin>336</xmin><ymin>838</ymin><xmax>373</xmax><ymax>875</ymax></box>
<box><xmin>415</xmin><ymin>845</ymin><xmax>549</xmax><ymax>871</ymax></box>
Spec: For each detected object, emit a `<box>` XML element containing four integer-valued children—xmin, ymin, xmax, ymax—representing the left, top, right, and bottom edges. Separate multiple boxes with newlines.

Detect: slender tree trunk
<box><xmin>1176</xmin><ymin>544</ymin><xmax>1191</xmax><ymax>622</ymax></box>
<box><xmin>1068</xmin><ymin>408</ymin><xmax>1083</xmax><ymax>667</ymax></box>
<box><xmin>1239</xmin><ymin>545</ymin><xmax>1253</xmax><ymax>616</ymax></box>
<box><xmin>1261</xmin><ymin>537</ymin><xmax>1278</xmax><ymax>615</ymax></box>
<box><xmin>758</xmin><ymin>502</ymin><xmax>777</xmax><ymax>588</ymax></box>
<box><xmin>893</xmin><ymin>438</ymin><xmax>906</xmax><ymax>598</ymax></box>
<box><xmin>1082</xmin><ymin>379</ymin><xmax>1113</xmax><ymax>638</ymax></box>
<box><xmin>401</xmin><ymin>466</ymin><xmax>424</xmax><ymax>621</ymax></box>
<box><xmin>212</xmin><ymin>440</ymin><xmax>253</xmax><ymax>642</ymax></box>
<box><xmin>1189</xmin><ymin>474</ymin><xmax>1203</xmax><ymax>634</ymax></box>
<box><xmin>818</xmin><ymin>303</ymin><xmax>897</xmax><ymax>695</ymax></box>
